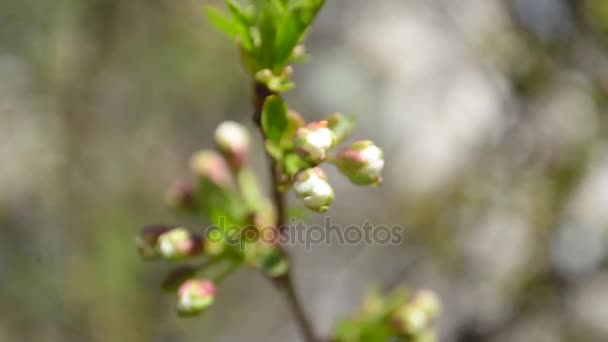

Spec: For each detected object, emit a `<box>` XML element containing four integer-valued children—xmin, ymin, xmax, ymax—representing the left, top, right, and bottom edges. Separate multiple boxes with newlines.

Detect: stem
<box><xmin>253</xmin><ymin>83</ymin><xmax>318</xmax><ymax>342</ymax></box>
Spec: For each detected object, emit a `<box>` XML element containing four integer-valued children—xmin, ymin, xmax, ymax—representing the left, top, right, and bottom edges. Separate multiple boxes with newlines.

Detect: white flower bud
<box><xmin>292</xmin><ymin>167</ymin><xmax>334</xmax><ymax>213</ymax></box>
<box><xmin>190</xmin><ymin>150</ymin><xmax>233</xmax><ymax>188</ymax></box>
<box><xmin>177</xmin><ymin>279</ymin><xmax>216</xmax><ymax>316</ymax></box>
<box><xmin>214</xmin><ymin>121</ymin><xmax>250</xmax><ymax>168</ymax></box>
<box><xmin>294</xmin><ymin>121</ymin><xmax>336</xmax><ymax>164</ymax></box>
<box><xmin>335</xmin><ymin>140</ymin><xmax>384</xmax><ymax>186</ymax></box>
<box><xmin>157</xmin><ymin>227</ymin><xmax>203</xmax><ymax>261</ymax></box>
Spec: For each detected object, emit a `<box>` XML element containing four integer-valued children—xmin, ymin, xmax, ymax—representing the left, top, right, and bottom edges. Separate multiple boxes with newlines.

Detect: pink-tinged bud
<box><xmin>177</xmin><ymin>279</ymin><xmax>216</xmax><ymax>316</ymax></box>
<box><xmin>165</xmin><ymin>179</ymin><xmax>196</xmax><ymax>211</ymax></box>
<box><xmin>335</xmin><ymin>140</ymin><xmax>384</xmax><ymax>186</ymax></box>
<box><xmin>214</xmin><ymin>121</ymin><xmax>250</xmax><ymax>169</ymax></box>
<box><xmin>156</xmin><ymin>227</ymin><xmax>203</xmax><ymax>261</ymax></box>
<box><xmin>293</xmin><ymin>167</ymin><xmax>334</xmax><ymax>213</ymax></box>
<box><xmin>190</xmin><ymin>150</ymin><xmax>233</xmax><ymax>188</ymax></box>
<box><xmin>136</xmin><ymin>224</ymin><xmax>171</xmax><ymax>260</ymax></box>
<box><xmin>294</xmin><ymin>121</ymin><xmax>337</xmax><ymax>164</ymax></box>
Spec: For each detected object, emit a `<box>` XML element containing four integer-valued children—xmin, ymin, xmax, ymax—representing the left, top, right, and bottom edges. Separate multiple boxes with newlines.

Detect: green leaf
<box><xmin>273</xmin><ymin>0</ymin><xmax>325</xmax><ymax>71</ymax></box>
<box><xmin>258</xmin><ymin>1</ymin><xmax>282</xmax><ymax>67</ymax></box>
<box><xmin>224</xmin><ymin>0</ymin><xmax>254</xmax><ymax>50</ymax></box>
<box><xmin>237</xmin><ymin>168</ymin><xmax>264</xmax><ymax>211</ymax></box>
<box><xmin>283</xmin><ymin>153</ymin><xmax>311</xmax><ymax>177</ymax></box>
<box><xmin>225</xmin><ymin>0</ymin><xmax>253</xmax><ymax>26</ymax></box>
<box><xmin>327</xmin><ymin>113</ymin><xmax>356</xmax><ymax>143</ymax></box>
<box><xmin>261</xmin><ymin>95</ymin><xmax>288</xmax><ymax>146</ymax></box>
<box><xmin>205</xmin><ymin>6</ymin><xmax>240</xmax><ymax>38</ymax></box>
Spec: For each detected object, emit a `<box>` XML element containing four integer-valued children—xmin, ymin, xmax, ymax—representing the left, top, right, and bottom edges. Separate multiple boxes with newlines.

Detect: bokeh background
<box><xmin>3</xmin><ymin>0</ymin><xmax>608</xmax><ymax>341</ymax></box>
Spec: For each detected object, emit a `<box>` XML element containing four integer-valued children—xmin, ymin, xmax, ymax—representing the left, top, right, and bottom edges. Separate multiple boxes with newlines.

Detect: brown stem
<box><xmin>253</xmin><ymin>83</ymin><xmax>318</xmax><ymax>342</ymax></box>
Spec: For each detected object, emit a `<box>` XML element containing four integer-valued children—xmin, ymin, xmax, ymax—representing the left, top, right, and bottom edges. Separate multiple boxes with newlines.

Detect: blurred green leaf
<box><xmin>327</xmin><ymin>113</ymin><xmax>357</xmax><ymax>144</ymax></box>
<box><xmin>273</xmin><ymin>0</ymin><xmax>325</xmax><ymax>71</ymax></box>
<box><xmin>258</xmin><ymin>1</ymin><xmax>282</xmax><ymax>67</ymax></box>
<box><xmin>205</xmin><ymin>6</ymin><xmax>241</xmax><ymax>39</ymax></box>
<box><xmin>224</xmin><ymin>0</ymin><xmax>254</xmax><ymax>50</ymax></box>
<box><xmin>283</xmin><ymin>153</ymin><xmax>311</xmax><ymax>176</ymax></box>
<box><xmin>237</xmin><ymin>168</ymin><xmax>264</xmax><ymax>211</ymax></box>
<box><xmin>262</xmin><ymin>95</ymin><xmax>288</xmax><ymax>146</ymax></box>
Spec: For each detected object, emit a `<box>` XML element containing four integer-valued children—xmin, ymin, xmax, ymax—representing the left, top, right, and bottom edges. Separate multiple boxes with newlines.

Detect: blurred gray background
<box><xmin>2</xmin><ymin>0</ymin><xmax>608</xmax><ymax>341</ymax></box>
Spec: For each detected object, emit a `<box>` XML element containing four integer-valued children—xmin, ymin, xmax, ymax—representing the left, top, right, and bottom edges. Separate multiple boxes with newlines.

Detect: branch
<box><xmin>253</xmin><ymin>83</ymin><xmax>319</xmax><ymax>342</ymax></box>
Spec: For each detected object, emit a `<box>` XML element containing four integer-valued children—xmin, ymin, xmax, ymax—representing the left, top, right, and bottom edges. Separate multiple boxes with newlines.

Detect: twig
<box><xmin>253</xmin><ymin>83</ymin><xmax>319</xmax><ymax>342</ymax></box>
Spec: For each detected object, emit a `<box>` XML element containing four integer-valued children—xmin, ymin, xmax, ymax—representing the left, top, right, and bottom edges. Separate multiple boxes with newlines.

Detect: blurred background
<box><xmin>2</xmin><ymin>0</ymin><xmax>608</xmax><ymax>341</ymax></box>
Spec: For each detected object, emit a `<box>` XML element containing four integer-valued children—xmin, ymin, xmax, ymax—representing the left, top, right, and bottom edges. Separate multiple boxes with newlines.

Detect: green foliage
<box><xmin>205</xmin><ymin>0</ymin><xmax>325</xmax><ymax>75</ymax></box>
<box><xmin>262</xmin><ymin>95</ymin><xmax>289</xmax><ymax>147</ymax></box>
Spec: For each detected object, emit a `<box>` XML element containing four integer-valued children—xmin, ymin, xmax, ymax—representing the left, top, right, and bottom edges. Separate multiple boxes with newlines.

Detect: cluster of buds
<box><xmin>287</xmin><ymin>114</ymin><xmax>384</xmax><ymax>212</ymax></box>
<box><xmin>292</xmin><ymin>167</ymin><xmax>334</xmax><ymax>213</ymax></box>
<box><xmin>255</xmin><ymin>67</ymin><xmax>295</xmax><ymax>93</ymax></box>
<box><xmin>391</xmin><ymin>290</ymin><xmax>441</xmax><ymax>339</ymax></box>
<box><xmin>335</xmin><ymin>288</ymin><xmax>440</xmax><ymax>342</ymax></box>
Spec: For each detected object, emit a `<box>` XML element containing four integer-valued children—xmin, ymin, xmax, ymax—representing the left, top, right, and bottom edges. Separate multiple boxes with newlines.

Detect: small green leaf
<box><xmin>237</xmin><ymin>168</ymin><xmax>264</xmax><ymax>211</ymax></box>
<box><xmin>283</xmin><ymin>153</ymin><xmax>311</xmax><ymax>177</ymax></box>
<box><xmin>205</xmin><ymin>6</ymin><xmax>240</xmax><ymax>38</ymax></box>
<box><xmin>225</xmin><ymin>0</ymin><xmax>253</xmax><ymax>26</ymax></box>
<box><xmin>224</xmin><ymin>0</ymin><xmax>254</xmax><ymax>50</ymax></box>
<box><xmin>261</xmin><ymin>95</ymin><xmax>288</xmax><ymax>146</ymax></box>
<box><xmin>273</xmin><ymin>0</ymin><xmax>325</xmax><ymax>71</ymax></box>
<box><xmin>258</xmin><ymin>1</ymin><xmax>282</xmax><ymax>67</ymax></box>
<box><xmin>327</xmin><ymin>113</ymin><xmax>356</xmax><ymax>143</ymax></box>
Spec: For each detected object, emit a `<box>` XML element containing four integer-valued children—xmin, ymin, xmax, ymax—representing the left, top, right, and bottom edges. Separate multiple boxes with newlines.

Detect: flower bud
<box><xmin>410</xmin><ymin>290</ymin><xmax>440</xmax><ymax>320</ymax></box>
<box><xmin>294</xmin><ymin>121</ymin><xmax>336</xmax><ymax>164</ymax></box>
<box><xmin>177</xmin><ymin>279</ymin><xmax>216</xmax><ymax>316</ymax></box>
<box><xmin>136</xmin><ymin>224</ymin><xmax>171</xmax><ymax>260</ymax></box>
<box><xmin>392</xmin><ymin>290</ymin><xmax>440</xmax><ymax>336</ymax></box>
<box><xmin>157</xmin><ymin>227</ymin><xmax>203</xmax><ymax>261</ymax></box>
<box><xmin>293</xmin><ymin>167</ymin><xmax>334</xmax><ymax>213</ymax></box>
<box><xmin>392</xmin><ymin>304</ymin><xmax>430</xmax><ymax>335</ymax></box>
<box><xmin>292</xmin><ymin>44</ymin><xmax>306</xmax><ymax>59</ymax></box>
<box><xmin>335</xmin><ymin>140</ymin><xmax>384</xmax><ymax>186</ymax></box>
<box><xmin>190</xmin><ymin>150</ymin><xmax>233</xmax><ymax>188</ymax></box>
<box><xmin>214</xmin><ymin>121</ymin><xmax>250</xmax><ymax>169</ymax></box>
<box><xmin>165</xmin><ymin>179</ymin><xmax>196</xmax><ymax>211</ymax></box>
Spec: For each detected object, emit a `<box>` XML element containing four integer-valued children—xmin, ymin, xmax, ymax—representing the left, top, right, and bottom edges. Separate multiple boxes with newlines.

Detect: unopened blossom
<box><xmin>214</xmin><ymin>121</ymin><xmax>250</xmax><ymax>168</ymax></box>
<box><xmin>293</xmin><ymin>167</ymin><xmax>334</xmax><ymax>213</ymax></box>
<box><xmin>392</xmin><ymin>290</ymin><xmax>440</xmax><ymax>336</ymax></box>
<box><xmin>165</xmin><ymin>179</ymin><xmax>196</xmax><ymax>211</ymax></box>
<box><xmin>177</xmin><ymin>279</ymin><xmax>216</xmax><ymax>316</ymax></box>
<box><xmin>294</xmin><ymin>121</ymin><xmax>336</xmax><ymax>164</ymax></box>
<box><xmin>157</xmin><ymin>227</ymin><xmax>203</xmax><ymax>261</ymax></box>
<box><xmin>335</xmin><ymin>140</ymin><xmax>384</xmax><ymax>186</ymax></box>
<box><xmin>190</xmin><ymin>150</ymin><xmax>233</xmax><ymax>189</ymax></box>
